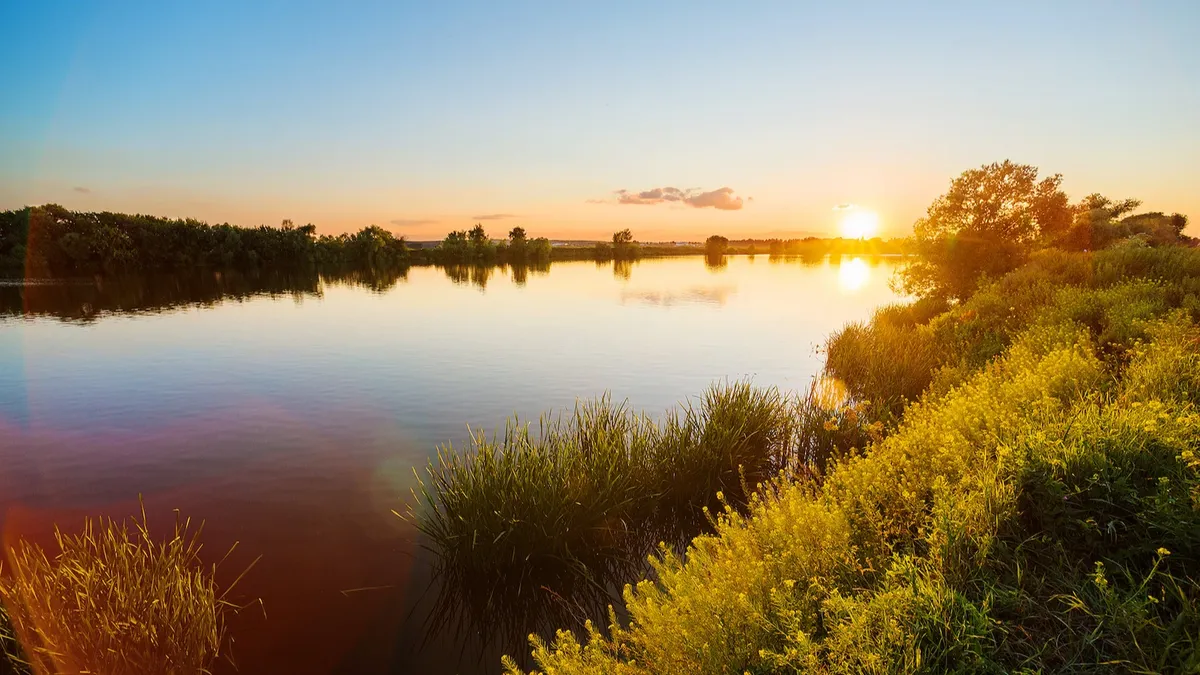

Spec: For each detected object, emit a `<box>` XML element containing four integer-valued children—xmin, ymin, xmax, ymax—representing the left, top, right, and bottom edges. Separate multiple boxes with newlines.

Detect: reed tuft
<box><xmin>0</xmin><ymin>504</ymin><xmax>238</xmax><ymax>675</ymax></box>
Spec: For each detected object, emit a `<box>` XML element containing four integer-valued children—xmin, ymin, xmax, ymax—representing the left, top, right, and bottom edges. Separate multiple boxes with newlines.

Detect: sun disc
<box><xmin>840</xmin><ymin>211</ymin><xmax>879</xmax><ymax>239</ymax></box>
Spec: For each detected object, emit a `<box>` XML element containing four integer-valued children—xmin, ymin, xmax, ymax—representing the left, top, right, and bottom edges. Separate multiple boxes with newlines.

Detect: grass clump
<box><xmin>824</xmin><ymin>306</ymin><xmax>941</xmax><ymax>416</ymax></box>
<box><xmin>412</xmin><ymin>397</ymin><xmax>659</xmax><ymax>582</ymax></box>
<box><xmin>410</xmin><ymin>382</ymin><xmax>881</xmax><ymax>655</ymax></box>
<box><xmin>0</xmin><ymin>506</ymin><xmax>242</xmax><ymax>675</ymax></box>
<box><xmin>412</xmin><ymin>383</ymin><xmax>880</xmax><ymax>579</ymax></box>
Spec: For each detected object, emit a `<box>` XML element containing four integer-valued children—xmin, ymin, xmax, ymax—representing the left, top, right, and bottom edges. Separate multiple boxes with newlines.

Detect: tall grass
<box><xmin>408</xmin><ymin>381</ymin><xmax>881</xmax><ymax>656</ymax></box>
<box><xmin>0</xmin><ymin>506</ymin><xmax>246</xmax><ymax>675</ymax></box>
<box><xmin>823</xmin><ymin>311</ymin><xmax>941</xmax><ymax>416</ymax></box>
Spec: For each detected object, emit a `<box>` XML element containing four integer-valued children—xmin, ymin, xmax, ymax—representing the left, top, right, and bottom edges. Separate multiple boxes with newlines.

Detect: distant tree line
<box><xmin>438</xmin><ymin>225</ymin><xmax>553</xmax><ymax>264</ymax></box>
<box><xmin>0</xmin><ymin>206</ymin><xmax>556</xmax><ymax>277</ymax></box>
<box><xmin>0</xmin><ymin>204</ymin><xmax>920</xmax><ymax>278</ymax></box>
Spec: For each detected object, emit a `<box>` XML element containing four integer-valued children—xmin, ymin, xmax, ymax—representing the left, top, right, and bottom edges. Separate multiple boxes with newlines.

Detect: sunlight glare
<box><xmin>840</xmin><ymin>210</ymin><xmax>880</xmax><ymax>239</ymax></box>
<box><xmin>838</xmin><ymin>257</ymin><xmax>870</xmax><ymax>293</ymax></box>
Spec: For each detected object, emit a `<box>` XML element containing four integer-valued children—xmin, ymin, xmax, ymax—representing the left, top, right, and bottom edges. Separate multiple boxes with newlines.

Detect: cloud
<box><xmin>608</xmin><ymin>186</ymin><xmax>745</xmax><ymax>211</ymax></box>
<box><xmin>471</xmin><ymin>213</ymin><xmax>517</xmax><ymax>220</ymax></box>
<box><xmin>390</xmin><ymin>218</ymin><xmax>440</xmax><ymax>227</ymax></box>
<box><xmin>685</xmin><ymin>187</ymin><xmax>743</xmax><ymax>211</ymax></box>
<box><xmin>73</xmin><ymin>186</ymin><xmax>91</xmax><ymax>194</ymax></box>
<box><xmin>833</xmin><ymin>203</ymin><xmax>857</xmax><ymax>211</ymax></box>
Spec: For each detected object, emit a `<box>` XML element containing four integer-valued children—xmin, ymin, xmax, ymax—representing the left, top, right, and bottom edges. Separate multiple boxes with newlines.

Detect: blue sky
<box><xmin>2</xmin><ymin>1</ymin><xmax>1198</xmax><ymax>239</ymax></box>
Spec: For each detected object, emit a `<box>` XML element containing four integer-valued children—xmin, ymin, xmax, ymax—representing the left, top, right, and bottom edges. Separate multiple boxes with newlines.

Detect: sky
<box><xmin>1</xmin><ymin>1</ymin><xmax>1198</xmax><ymax>240</ymax></box>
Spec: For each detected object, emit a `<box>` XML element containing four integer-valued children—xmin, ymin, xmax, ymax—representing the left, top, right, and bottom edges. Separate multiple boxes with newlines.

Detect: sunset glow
<box><xmin>840</xmin><ymin>211</ymin><xmax>880</xmax><ymax>240</ymax></box>
<box><xmin>1</xmin><ymin>4</ymin><xmax>1195</xmax><ymax>239</ymax></box>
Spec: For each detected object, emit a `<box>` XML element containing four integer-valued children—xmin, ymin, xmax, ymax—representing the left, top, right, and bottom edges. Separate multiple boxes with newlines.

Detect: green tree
<box><xmin>442</xmin><ymin>230</ymin><xmax>470</xmax><ymax>261</ymax></box>
<box><xmin>467</xmin><ymin>224</ymin><xmax>496</xmax><ymax>261</ymax></box>
<box><xmin>705</xmin><ymin>235</ymin><xmax>729</xmax><ymax>256</ymax></box>
<box><xmin>508</xmin><ymin>226</ymin><xmax>528</xmax><ymax>259</ymax></box>
<box><xmin>611</xmin><ymin>229</ymin><xmax>637</xmax><ymax>260</ymax></box>
<box><xmin>898</xmin><ymin>160</ymin><xmax>1072</xmax><ymax>300</ymax></box>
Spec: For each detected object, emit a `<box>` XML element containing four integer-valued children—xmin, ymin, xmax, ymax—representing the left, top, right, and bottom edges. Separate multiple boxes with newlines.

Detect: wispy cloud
<box><xmin>604</xmin><ymin>186</ymin><xmax>746</xmax><ymax>211</ymax></box>
<box><xmin>471</xmin><ymin>213</ymin><xmax>517</xmax><ymax>220</ymax></box>
<box><xmin>390</xmin><ymin>218</ymin><xmax>440</xmax><ymax>227</ymax></box>
<box><xmin>73</xmin><ymin>186</ymin><xmax>91</xmax><ymax>194</ymax></box>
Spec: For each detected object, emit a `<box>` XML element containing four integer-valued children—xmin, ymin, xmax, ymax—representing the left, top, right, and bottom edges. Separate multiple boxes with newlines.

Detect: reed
<box><xmin>823</xmin><ymin>309</ymin><xmax>941</xmax><ymax>414</ymax></box>
<box><xmin>0</xmin><ymin>505</ymin><xmax>242</xmax><ymax>675</ymax></box>
<box><xmin>410</xmin><ymin>380</ymin><xmax>882</xmax><ymax>615</ymax></box>
<box><xmin>411</xmin><ymin>397</ymin><xmax>660</xmax><ymax>583</ymax></box>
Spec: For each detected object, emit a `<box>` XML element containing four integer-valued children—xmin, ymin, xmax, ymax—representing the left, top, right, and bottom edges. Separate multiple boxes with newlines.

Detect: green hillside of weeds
<box><xmin>509</xmin><ymin>245</ymin><xmax>1200</xmax><ymax>673</ymax></box>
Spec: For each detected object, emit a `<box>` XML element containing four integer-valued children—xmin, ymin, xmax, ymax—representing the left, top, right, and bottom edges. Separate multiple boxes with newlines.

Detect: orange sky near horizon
<box><xmin>4</xmin><ymin>162</ymin><xmax>1197</xmax><ymax>242</ymax></box>
<box><xmin>3</xmin><ymin>4</ymin><xmax>1197</xmax><ymax>242</ymax></box>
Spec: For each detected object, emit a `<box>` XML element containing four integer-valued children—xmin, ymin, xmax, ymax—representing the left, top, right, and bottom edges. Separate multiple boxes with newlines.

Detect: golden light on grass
<box><xmin>0</xmin><ymin>504</ymin><xmax>253</xmax><ymax>675</ymax></box>
<box><xmin>838</xmin><ymin>257</ymin><xmax>871</xmax><ymax>292</ymax></box>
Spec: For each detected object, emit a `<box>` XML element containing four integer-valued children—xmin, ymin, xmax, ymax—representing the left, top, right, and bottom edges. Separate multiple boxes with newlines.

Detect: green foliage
<box><xmin>704</xmin><ymin>235</ymin><xmax>729</xmax><ymax>256</ymax></box>
<box><xmin>897</xmin><ymin>162</ymin><xmax>1194</xmax><ymax>302</ymax></box>
<box><xmin>611</xmin><ymin>229</ymin><xmax>640</xmax><ymax>260</ymax></box>
<box><xmin>0</xmin><ymin>204</ymin><xmax>420</xmax><ymax>276</ymax></box>
<box><xmin>824</xmin><ymin>305</ymin><xmax>942</xmax><ymax>416</ymax></box>
<box><xmin>512</xmin><ymin>246</ymin><xmax>1200</xmax><ymax>674</ymax></box>
<box><xmin>410</xmin><ymin>382</ymin><xmax>881</xmax><ymax>602</ymax></box>
<box><xmin>899</xmin><ymin>160</ymin><xmax>1072</xmax><ymax>300</ymax></box>
<box><xmin>315</xmin><ymin>224</ymin><xmax>409</xmax><ymax>268</ymax></box>
<box><xmin>827</xmin><ymin>247</ymin><xmax>1200</xmax><ymax>414</ymax></box>
<box><xmin>1060</xmin><ymin>194</ymin><xmax>1190</xmax><ymax>252</ymax></box>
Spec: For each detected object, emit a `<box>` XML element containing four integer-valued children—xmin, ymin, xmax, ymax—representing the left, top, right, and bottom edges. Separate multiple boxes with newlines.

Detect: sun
<box><xmin>840</xmin><ymin>210</ymin><xmax>880</xmax><ymax>239</ymax></box>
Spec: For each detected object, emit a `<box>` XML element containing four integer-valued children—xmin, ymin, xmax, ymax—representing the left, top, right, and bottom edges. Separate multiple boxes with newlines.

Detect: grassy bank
<box><xmin>503</xmin><ymin>244</ymin><xmax>1200</xmax><ymax>673</ymax></box>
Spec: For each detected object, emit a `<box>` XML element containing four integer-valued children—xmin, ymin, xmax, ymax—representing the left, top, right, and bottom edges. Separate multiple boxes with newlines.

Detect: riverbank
<box><xmin>504</xmin><ymin>243</ymin><xmax>1200</xmax><ymax>673</ymax></box>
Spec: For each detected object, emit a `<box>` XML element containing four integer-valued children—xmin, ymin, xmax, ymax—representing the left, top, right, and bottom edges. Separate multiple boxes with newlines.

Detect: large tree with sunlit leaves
<box><xmin>898</xmin><ymin>160</ymin><xmax>1072</xmax><ymax>300</ymax></box>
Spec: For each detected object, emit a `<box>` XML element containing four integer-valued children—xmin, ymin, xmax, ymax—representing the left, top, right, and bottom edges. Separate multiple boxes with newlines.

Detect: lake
<box><xmin>0</xmin><ymin>254</ymin><xmax>903</xmax><ymax>674</ymax></box>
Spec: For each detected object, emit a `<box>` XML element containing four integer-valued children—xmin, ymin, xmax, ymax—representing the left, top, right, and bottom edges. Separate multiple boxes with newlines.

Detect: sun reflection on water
<box><xmin>838</xmin><ymin>257</ymin><xmax>871</xmax><ymax>293</ymax></box>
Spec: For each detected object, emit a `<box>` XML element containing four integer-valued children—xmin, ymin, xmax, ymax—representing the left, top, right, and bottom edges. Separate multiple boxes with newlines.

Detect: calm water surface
<box><xmin>0</xmin><ymin>255</ymin><xmax>902</xmax><ymax>673</ymax></box>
